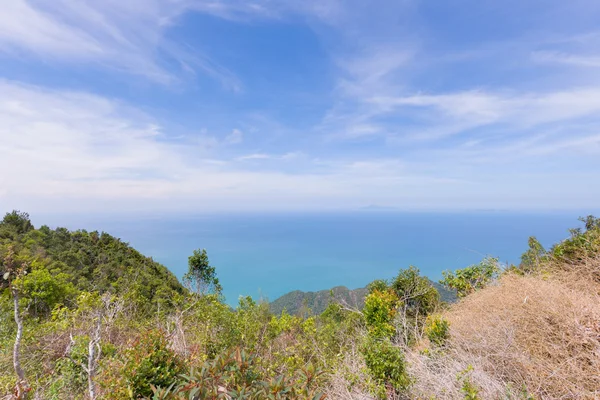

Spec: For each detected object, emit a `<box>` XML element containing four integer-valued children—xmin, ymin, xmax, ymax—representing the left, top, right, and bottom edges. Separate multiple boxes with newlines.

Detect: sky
<box><xmin>1</xmin><ymin>0</ymin><xmax>600</xmax><ymax>214</ymax></box>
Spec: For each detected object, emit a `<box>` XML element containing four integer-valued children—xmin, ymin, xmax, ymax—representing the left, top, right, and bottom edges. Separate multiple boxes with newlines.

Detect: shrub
<box><xmin>150</xmin><ymin>348</ymin><xmax>325</xmax><ymax>400</ymax></box>
<box><xmin>362</xmin><ymin>337</ymin><xmax>410</xmax><ymax>398</ymax></box>
<box><xmin>121</xmin><ymin>330</ymin><xmax>184</xmax><ymax>399</ymax></box>
<box><xmin>458</xmin><ymin>366</ymin><xmax>481</xmax><ymax>400</ymax></box>
<box><xmin>363</xmin><ymin>290</ymin><xmax>398</xmax><ymax>339</ymax></box>
<box><xmin>391</xmin><ymin>266</ymin><xmax>439</xmax><ymax>317</ymax></box>
<box><xmin>551</xmin><ymin>215</ymin><xmax>600</xmax><ymax>264</ymax></box>
<box><xmin>424</xmin><ymin>314</ymin><xmax>450</xmax><ymax>347</ymax></box>
<box><xmin>441</xmin><ymin>257</ymin><xmax>500</xmax><ymax>298</ymax></box>
<box><xmin>519</xmin><ymin>237</ymin><xmax>548</xmax><ymax>273</ymax></box>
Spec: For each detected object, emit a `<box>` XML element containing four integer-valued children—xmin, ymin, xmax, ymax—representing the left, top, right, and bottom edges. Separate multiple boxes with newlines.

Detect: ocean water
<box><xmin>39</xmin><ymin>212</ymin><xmax>585</xmax><ymax>305</ymax></box>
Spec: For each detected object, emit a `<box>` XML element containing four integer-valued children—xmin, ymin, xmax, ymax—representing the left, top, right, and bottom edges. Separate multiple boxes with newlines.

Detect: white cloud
<box><xmin>0</xmin><ymin>0</ymin><xmax>242</xmax><ymax>88</ymax></box>
<box><xmin>236</xmin><ymin>153</ymin><xmax>270</xmax><ymax>161</ymax></box>
<box><xmin>368</xmin><ymin>87</ymin><xmax>600</xmax><ymax>141</ymax></box>
<box><xmin>532</xmin><ymin>50</ymin><xmax>600</xmax><ymax>68</ymax></box>
<box><xmin>5</xmin><ymin>80</ymin><xmax>594</xmax><ymax>213</ymax></box>
<box><xmin>0</xmin><ymin>80</ymin><xmax>469</xmax><ymax>212</ymax></box>
<box><xmin>224</xmin><ymin>128</ymin><xmax>243</xmax><ymax>145</ymax></box>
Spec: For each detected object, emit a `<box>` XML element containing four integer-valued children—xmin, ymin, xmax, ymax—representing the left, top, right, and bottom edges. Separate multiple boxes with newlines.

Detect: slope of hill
<box><xmin>270</xmin><ymin>280</ymin><xmax>456</xmax><ymax>315</ymax></box>
<box><xmin>0</xmin><ymin>211</ymin><xmax>184</xmax><ymax>315</ymax></box>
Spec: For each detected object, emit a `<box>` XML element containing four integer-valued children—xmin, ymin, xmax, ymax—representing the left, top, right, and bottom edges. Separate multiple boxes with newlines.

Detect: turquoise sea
<box><xmin>38</xmin><ymin>212</ymin><xmax>587</xmax><ymax>305</ymax></box>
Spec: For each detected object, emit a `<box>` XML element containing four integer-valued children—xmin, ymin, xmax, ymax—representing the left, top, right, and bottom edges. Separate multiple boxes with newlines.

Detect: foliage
<box><xmin>150</xmin><ymin>348</ymin><xmax>325</xmax><ymax>400</ymax></box>
<box><xmin>550</xmin><ymin>215</ymin><xmax>600</xmax><ymax>262</ymax></box>
<box><xmin>270</xmin><ymin>286</ymin><xmax>368</xmax><ymax>316</ymax></box>
<box><xmin>441</xmin><ymin>257</ymin><xmax>500</xmax><ymax>297</ymax></box>
<box><xmin>362</xmin><ymin>337</ymin><xmax>410</xmax><ymax>398</ymax></box>
<box><xmin>519</xmin><ymin>237</ymin><xmax>547</xmax><ymax>273</ymax></box>
<box><xmin>457</xmin><ymin>365</ymin><xmax>481</xmax><ymax>400</ymax></box>
<box><xmin>391</xmin><ymin>266</ymin><xmax>440</xmax><ymax>317</ymax></box>
<box><xmin>50</xmin><ymin>335</ymin><xmax>93</xmax><ymax>396</ymax></box>
<box><xmin>0</xmin><ymin>210</ymin><xmax>34</xmax><ymax>237</ymax></box>
<box><xmin>119</xmin><ymin>330</ymin><xmax>185</xmax><ymax>399</ymax></box>
<box><xmin>183</xmin><ymin>248</ymin><xmax>222</xmax><ymax>295</ymax></box>
<box><xmin>363</xmin><ymin>289</ymin><xmax>398</xmax><ymax>339</ymax></box>
<box><xmin>1</xmin><ymin>211</ymin><xmax>599</xmax><ymax>400</ymax></box>
<box><xmin>424</xmin><ymin>314</ymin><xmax>450</xmax><ymax>347</ymax></box>
<box><xmin>16</xmin><ymin>262</ymin><xmax>76</xmax><ymax>317</ymax></box>
<box><xmin>1</xmin><ymin>210</ymin><xmax>184</xmax><ymax>317</ymax></box>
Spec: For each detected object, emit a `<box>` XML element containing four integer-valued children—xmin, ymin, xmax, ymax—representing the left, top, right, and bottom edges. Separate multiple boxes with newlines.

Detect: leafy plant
<box><xmin>362</xmin><ymin>337</ymin><xmax>410</xmax><ymax>398</ymax></box>
<box><xmin>424</xmin><ymin>314</ymin><xmax>450</xmax><ymax>346</ymax></box>
<box><xmin>149</xmin><ymin>348</ymin><xmax>326</xmax><ymax>400</ymax></box>
<box><xmin>363</xmin><ymin>289</ymin><xmax>398</xmax><ymax>339</ymax></box>
<box><xmin>457</xmin><ymin>365</ymin><xmax>481</xmax><ymax>400</ymax></box>
<box><xmin>441</xmin><ymin>257</ymin><xmax>500</xmax><ymax>298</ymax></box>
<box><xmin>120</xmin><ymin>330</ymin><xmax>185</xmax><ymax>399</ymax></box>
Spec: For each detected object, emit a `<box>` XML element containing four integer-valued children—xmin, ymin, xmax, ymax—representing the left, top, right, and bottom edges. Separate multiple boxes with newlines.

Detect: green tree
<box><xmin>519</xmin><ymin>236</ymin><xmax>547</xmax><ymax>273</ymax></box>
<box><xmin>0</xmin><ymin>211</ymin><xmax>34</xmax><ymax>238</ymax></box>
<box><xmin>391</xmin><ymin>266</ymin><xmax>439</xmax><ymax>317</ymax></box>
<box><xmin>389</xmin><ymin>266</ymin><xmax>440</xmax><ymax>345</ymax></box>
<box><xmin>441</xmin><ymin>257</ymin><xmax>500</xmax><ymax>298</ymax></box>
<box><xmin>17</xmin><ymin>263</ymin><xmax>76</xmax><ymax>317</ymax></box>
<box><xmin>183</xmin><ymin>249</ymin><xmax>222</xmax><ymax>295</ymax></box>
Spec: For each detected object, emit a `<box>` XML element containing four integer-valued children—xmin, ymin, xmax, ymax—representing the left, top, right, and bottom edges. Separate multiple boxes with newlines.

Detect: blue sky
<box><xmin>1</xmin><ymin>0</ymin><xmax>599</xmax><ymax>213</ymax></box>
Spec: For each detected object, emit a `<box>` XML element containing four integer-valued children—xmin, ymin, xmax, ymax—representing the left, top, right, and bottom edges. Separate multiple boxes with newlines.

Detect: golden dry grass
<box><xmin>407</xmin><ymin>257</ymin><xmax>600</xmax><ymax>399</ymax></box>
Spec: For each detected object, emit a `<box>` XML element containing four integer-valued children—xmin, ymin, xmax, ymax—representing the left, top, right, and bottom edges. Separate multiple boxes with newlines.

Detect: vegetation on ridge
<box><xmin>269</xmin><ymin>280</ymin><xmax>456</xmax><ymax>316</ymax></box>
<box><xmin>1</xmin><ymin>211</ymin><xmax>599</xmax><ymax>399</ymax></box>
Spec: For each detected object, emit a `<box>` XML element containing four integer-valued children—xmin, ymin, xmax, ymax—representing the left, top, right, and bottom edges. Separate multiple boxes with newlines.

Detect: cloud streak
<box><xmin>0</xmin><ymin>0</ymin><xmax>242</xmax><ymax>88</ymax></box>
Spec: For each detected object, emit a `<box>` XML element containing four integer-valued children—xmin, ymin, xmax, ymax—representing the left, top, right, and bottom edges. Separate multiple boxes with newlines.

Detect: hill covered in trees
<box><xmin>0</xmin><ymin>211</ymin><xmax>184</xmax><ymax>317</ymax></box>
<box><xmin>1</xmin><ymin>211</ymin><xmax>599</xmax><ymax>399</ymax></box>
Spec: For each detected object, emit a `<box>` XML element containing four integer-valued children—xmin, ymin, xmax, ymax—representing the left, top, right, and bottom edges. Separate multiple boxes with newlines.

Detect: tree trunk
<box><xmin>12</xmin><ymin>286</ymin><xmax>28</xmax><ymax>399</ymax></box>
<box><xmin>87</xmin><ymin>318</ymin><xmax>101</xmax><ymax>400</ymax></box>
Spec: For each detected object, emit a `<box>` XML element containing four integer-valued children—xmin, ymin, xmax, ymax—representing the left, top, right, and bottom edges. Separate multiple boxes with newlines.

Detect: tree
<box><xmin>65</xmin><ymin>292</ymin><xmax>123</xmax><ymax>400</ymax></box>
<box><xmin>390</xmin><ymin>266</ymin><xmax>440</xmax><ymax>344</ymax></box>
<box><xmin>183</xmin><ymin>249</ymin><xmax>222</xmax><ymax>295</ymax></box>
<box><xmin>1</xmin><ymin>246</ymin><xmax>30</xmax><ymax>399</ymax></box>
<box><xmin>520</xmin><ymin>236</ymin><xmax>547</xmax><ymax>273</ymax></box>
<box><xmin>391</xmin><ymin>266</ymin><xmax>439</xmax><ymax>317</ymax></box>
<box><xmin>0</xmin><ymin>211</ymin><xmax>34</xmax><ymax>237</ymax></box>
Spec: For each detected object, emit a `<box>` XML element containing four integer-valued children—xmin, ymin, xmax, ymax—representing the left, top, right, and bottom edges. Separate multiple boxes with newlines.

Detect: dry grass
<box><xmin>407</xmin><ymin>257</ymin><xmax>600</xmax><ymax>399</ymax></box>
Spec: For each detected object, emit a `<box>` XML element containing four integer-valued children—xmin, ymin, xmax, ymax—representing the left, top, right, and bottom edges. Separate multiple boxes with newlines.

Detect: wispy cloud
<box><xmin>0</xmin><ymin>0</ymin><xmax>242</xmax><ymax>88</ymax></box>
<box><xmin>532</xmin><ymin>50</ymin><xmax>600</xmax><ymax>68</ymax></box>
<box><xmin>224</xmin><ymin>129</ymin><xmax>243</xmax><ymax>145</ymax></box>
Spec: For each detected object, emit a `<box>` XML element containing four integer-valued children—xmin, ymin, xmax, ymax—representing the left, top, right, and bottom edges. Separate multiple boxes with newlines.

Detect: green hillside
<box><xmin>0</xmin><ymin>211</ymin><xmax>184</xmax><ymax>316</ymax></box>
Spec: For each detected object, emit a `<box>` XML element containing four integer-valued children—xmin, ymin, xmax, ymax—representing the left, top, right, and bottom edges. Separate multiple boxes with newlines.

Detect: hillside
<box><xmin>0</xmin><ymin>211</ymin><xmax>184</xmax><ymax>315</ymax></box>
<box><xmin>1</xmin><ymin>211</ymin><xmax>599</xmax><ymax>400</ymax></box>
<box><xmin>270</xmin><ymin>280</ymin><xmax>456</xmax><ymax>315</ymax></box>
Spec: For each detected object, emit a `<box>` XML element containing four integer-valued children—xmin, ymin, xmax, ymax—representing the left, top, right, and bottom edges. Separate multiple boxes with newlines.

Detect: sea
<box><xmin>36</xmin><ymin>211</ymin><xmax>588</xmax><ymax>306</ymax></box>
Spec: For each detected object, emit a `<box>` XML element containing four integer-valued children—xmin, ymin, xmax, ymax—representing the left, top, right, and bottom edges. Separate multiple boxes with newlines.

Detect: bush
<box><xmin>551</xmin><ymin>215</ymin><xmax>600</xmax><ymax>264</ymax></box>
<box><xmin>441</xmin><ymin>257</ymin><xmax>500</xmax><ymax>298</ymax></box>
<box><xmin>391</xmin><ymin>266</ymin><xmax>439</xmax><ymax>317</ymax></box>
<box><xmin>362</xmin><ymin>337</ymin><xmax>410</xmax><ymax>398</ymax></box>
<box><xmin>121</xmin><ymin>330</ymin><xmax>184</xmax><ymax>399</ymax></box>
<box><xmin>363</xmin><ymin>290</ymin><xmax>398</xmax><ymax>339</ymax></box>
<box><xmin>424</xmin><ymin>314</ymin><xmax>450</xmax><ymax>347</ymax></box>
<box><xmin>151</xmin><ymin>348</ymin><xmax>325</xmax><ymax>400</ymax></box>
